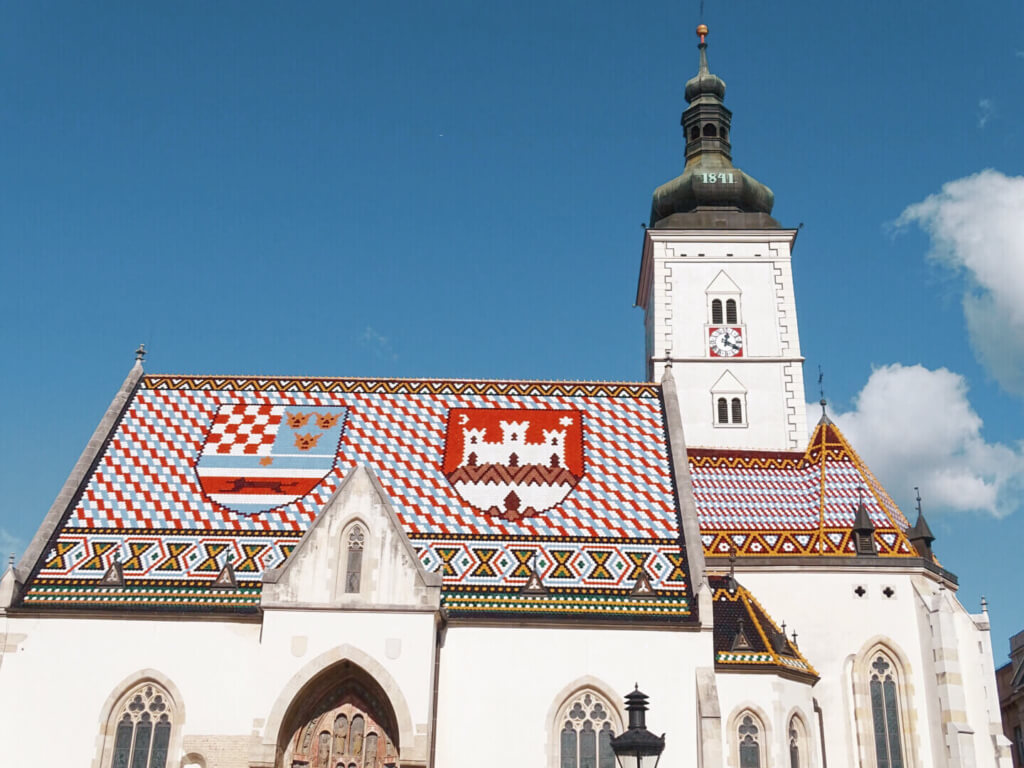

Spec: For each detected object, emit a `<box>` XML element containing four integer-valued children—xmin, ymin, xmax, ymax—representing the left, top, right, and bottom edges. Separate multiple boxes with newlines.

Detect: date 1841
<box><xmin>699</xmin><ymin>172</ymin><xmax>735</xmax><ymax>183</ymax></box>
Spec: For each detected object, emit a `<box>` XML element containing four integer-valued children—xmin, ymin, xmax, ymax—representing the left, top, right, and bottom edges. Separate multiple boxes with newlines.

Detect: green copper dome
<box><xmin>650</xmin><ymin>26</ymin><xmax>778</xmax><ymax>229</ymax></box>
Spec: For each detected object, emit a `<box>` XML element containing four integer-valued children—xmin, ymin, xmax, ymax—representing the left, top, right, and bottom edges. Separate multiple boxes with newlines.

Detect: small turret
<box><xmin>907</xmin><ymin>487</ymin><xmax>936</xmax><ymax>559</ymax></box>
<box><xmin>852</xmin><ymin>487</ymin><xmax>877</xmax><ymax>556</ymax></box>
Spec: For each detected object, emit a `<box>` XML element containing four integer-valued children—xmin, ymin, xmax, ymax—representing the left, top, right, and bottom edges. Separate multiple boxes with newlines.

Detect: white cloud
<box><xmin>358</xmin><ymin>325</ymin><xmax>398</xmax><ymax>361</ymax></box>
<box><xmin>977</xmin><ymin>98</ymin><xmax>994</xmax><ymax>128</ymax></box>
<box><xmin>896</xmin><ymin>170</ymin><xmax>1024</xmax><ymax>395</ymax></box>
<box><xmin>810</xmin><ymin>364</ymin><xmax>1024</xmax><ymax>518</ymax></box>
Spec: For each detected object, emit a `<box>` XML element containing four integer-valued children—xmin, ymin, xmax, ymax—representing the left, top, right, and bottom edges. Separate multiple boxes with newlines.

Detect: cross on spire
<box><xmin>135</xmin><ymin>343</ymin><xmax>147</xmax><ymax>363</ymax></box>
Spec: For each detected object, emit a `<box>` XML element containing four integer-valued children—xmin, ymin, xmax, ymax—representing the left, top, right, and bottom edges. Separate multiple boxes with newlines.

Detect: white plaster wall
<box><xmin>642</xmin><ymin>231</ymin><xmax>807</xmax><ymax>451</ymax></box>
<box><xmin>0</xmin><ymin>608</ymin><xmax>436</xmax><ymax>767</ymax></box>
<box><xmin>730</xmin><ymin>568</ymin><xmax>955</xmax><ymax>768</ymax></box>
<box><xmin>716</xmin><ymin>673</ymin><xmax>820</xmax><ymax>768</ymax></box>
<box><xmin>434</xmin><ymin>625</ymin><xmax>713</xmax><ymax>768</ymax></box>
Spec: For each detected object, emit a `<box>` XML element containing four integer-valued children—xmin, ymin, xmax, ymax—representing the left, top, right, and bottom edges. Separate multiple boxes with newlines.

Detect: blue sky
<box><xmin>1</xmin><ymin>1</ymin><xmax>1022</xmax><ymax>653</ymax></box>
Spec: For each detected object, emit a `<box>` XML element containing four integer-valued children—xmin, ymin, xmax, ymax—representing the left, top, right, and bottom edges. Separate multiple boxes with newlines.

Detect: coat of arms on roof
<box><xmin>442</xmin><ymin>408</ymin><xmax>584</xmax><ymax>521</ymax></box>
<box><xmin>195</xmin><ymin>404</ymin><xmax>348</xmax><ymax>517</ymax></box>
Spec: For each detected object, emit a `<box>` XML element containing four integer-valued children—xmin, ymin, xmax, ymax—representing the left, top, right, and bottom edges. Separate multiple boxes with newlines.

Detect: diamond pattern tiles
<box><xmin>689</xmin><ymin>420</ymin><xmax>916</xmax><ymax>558</ymax></box>
<box><xmin>25</xmin><ymin>377</ymin><xmax>685</xmax><ymax>612</ymax></box>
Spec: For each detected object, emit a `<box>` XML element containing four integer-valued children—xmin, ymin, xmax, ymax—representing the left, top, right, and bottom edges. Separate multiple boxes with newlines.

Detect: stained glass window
<box><xmin>738</xmin><ymin>714</ymin><xmax>762</xmax><ymax>768</ymax></box>
<box><xmin>869</xmin><ymin>655</ymin><xmax>905</xmax><ymax>768</ymax></box>
<box><xmin>107</xmin><ymin>683</ymin><xmax>175</xmax><ymax>768</ymax></box>
<box><xmin>346</xmin><ymin>526</ymin><xmax>365</xmax><ymax>593</ymax></box>
<box><xmin>557</xmin><ymin>690</ymin><xmax>618</xmax><ymax>768</ymax></box>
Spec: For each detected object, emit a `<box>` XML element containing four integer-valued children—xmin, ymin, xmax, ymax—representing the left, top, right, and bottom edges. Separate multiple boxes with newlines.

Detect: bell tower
<box><xmin>636</xmin><ymin>25</ymin><xmax>807</xmax><ymax>451</ymax></box>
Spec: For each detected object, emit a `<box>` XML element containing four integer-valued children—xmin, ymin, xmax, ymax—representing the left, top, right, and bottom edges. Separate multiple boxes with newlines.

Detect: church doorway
<box><xmin>278</xmin><ymin>661</ymin><xmax>400</xmax><ymax>768</ymax></box>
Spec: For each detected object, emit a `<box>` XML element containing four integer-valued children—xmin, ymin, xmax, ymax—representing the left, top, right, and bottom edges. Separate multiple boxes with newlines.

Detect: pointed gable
<box><xmin>705</xmin><ymin>269</ymin><xmax>741</xmax><ymax>294</ymax></box>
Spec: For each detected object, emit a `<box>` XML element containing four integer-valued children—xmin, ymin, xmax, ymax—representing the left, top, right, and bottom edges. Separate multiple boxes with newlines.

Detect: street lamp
<box><xmin>610</xmin><ymin>685</ymin><xmax>665</xmax><ymax>768</ymax></box>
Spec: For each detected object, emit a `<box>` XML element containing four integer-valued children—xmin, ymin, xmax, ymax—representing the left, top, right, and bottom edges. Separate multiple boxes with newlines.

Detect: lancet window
<box><xmin>869</xmin><ymin>654</ymin><xmax>905</xmax><ymax>768</ymax></box>
<box><xmin>108</xmin><ymin>682</ymin><xmax>175</xmax><ymax>768</ymax></box>
<box><xmin>345</xmin><ymin>525</ymin><xmax>365</xmax><ymax>594</ymax></box>
<box><xmin>736</xmin><ymin>713</ymin><xmax>764</xmax><ymax>768</ymax></box>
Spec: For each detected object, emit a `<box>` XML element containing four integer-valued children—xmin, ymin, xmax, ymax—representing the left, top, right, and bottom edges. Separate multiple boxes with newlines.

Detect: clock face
<box><xmin>709</xmin><ymin>326</ymin><xmax>743</xmax><ymax>357</ymax></box>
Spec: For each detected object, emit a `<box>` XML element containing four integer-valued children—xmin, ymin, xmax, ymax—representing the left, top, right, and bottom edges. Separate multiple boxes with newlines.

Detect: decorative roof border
<box><xmin>702</xmin><ymin>528</ymin><xmax>916</xmax><ymax>558</ymax></box>
<box><xmin>142</xmin><ymin>375</ymin><xmax>660</xmax><ymax>399</ymax></box>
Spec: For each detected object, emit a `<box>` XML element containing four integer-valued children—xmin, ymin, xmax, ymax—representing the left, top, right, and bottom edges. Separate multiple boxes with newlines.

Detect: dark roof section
<box><xmin>709</xmin><ymin>574</ymin><xmax>818</xmax><ymax>683</ymax></box>
<box><xmin>650</xmin><ymin>26</ymin><xmax>778</xmax><ymax>230</ymax></box>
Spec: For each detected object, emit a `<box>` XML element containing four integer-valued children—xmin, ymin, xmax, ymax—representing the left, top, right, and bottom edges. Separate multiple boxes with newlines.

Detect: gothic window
<box><xmin>788</xmin><ymin>714</ymin><xmax>808</xmax><ymax>768</ymax></box>
<box><xmin>736</xmin><ymin>713</ymin><xmax>764</xmax><ymax>768</ymax></box>
<box><xmin>731</xmin><ymin>398</ymin><xmax>743</xmax><ymax>424</ymax></box>
<box><xmin>712</xmin><ymin>299</ymin><xmax>724</xmax><ymax>324</ymax></box>
<box><xmin>717</xmin><ymin>397</ymin><xmax>729</xmax><ymax>425</ymax></box>
<box><xmin>556</xmin><ymin>690</ymin><xmax>618</xmax><ymax>768</ymax></box>
<box><xmin>869</xmin><ymin>655</ymin><xmax>905</xmax><ymax>768</ymax></box>
<box><xmin>726</xmin><ymin>298</ymin><xmax>738</xmax><ymax>324</ymax></box>
<box><xmin>345</xmin><ymin>525</ymin><xmax>365</xmax><ymax>594</ymax></box>
<box><xmin>108</xmin><ymin>682</ymin><xmax>175</xmax><ymax>768</ymax></box>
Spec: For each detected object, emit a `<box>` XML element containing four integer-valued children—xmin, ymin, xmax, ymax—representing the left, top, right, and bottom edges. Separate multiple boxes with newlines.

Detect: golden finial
<box><xmin>696</xmin><ymin>24</ymin><xmax>709</xmax><ymax>43</ymax></box>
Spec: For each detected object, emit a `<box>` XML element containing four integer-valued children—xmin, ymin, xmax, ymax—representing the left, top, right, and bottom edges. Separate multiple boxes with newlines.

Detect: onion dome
<box><xmin>650</xmin><ymin>26</ymin><xmax>779</xmax><ymax>229</ymax></box>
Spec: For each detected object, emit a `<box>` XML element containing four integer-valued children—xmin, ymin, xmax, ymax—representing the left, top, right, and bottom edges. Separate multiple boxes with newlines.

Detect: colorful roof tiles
<box><xmin>691</xmin><ymin>418</ymin><xmax>916</xmax><ymax>558</ymax></box>
<box><xmin>22</xmin><ymin>375</ymin><xmax>692</xmax><ymax>617</ymax></box>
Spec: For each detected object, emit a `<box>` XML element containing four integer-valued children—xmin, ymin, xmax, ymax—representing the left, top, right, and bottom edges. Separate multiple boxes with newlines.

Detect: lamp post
<box><xmin>610</xmin><ymin>685</ymin><xmax>665</xmax><ymax>768</ymax></box>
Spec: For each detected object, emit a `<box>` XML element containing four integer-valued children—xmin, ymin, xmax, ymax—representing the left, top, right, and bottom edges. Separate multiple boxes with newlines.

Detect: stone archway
<box><xmin>252</xmin><ymin>645</ymin><xmax>417</xmax><ymax>768</ymax></box>
<box><xmin>281</xmin><ymin>670</ymin><xmax>399</xmax><ymax>768</ymax></box>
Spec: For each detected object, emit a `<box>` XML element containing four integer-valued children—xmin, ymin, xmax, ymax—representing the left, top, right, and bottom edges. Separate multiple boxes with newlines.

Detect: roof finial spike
<box><xmin>7</xmin><ymin>552</ymin><xmax>14</xmax><ymax>568</ymax></box>
<box><xmin>696</xmin><ymin>24</ymin><xmax>710</xmax><ymax>73</ymax></box>
<box><xmin>135</xmin><ymin>343</ymin><xmax>147</xmax><ymax>363</ymax></box>
<box><xmin>914</xmin><ymin>486</ymin><xmax>923</xmax><ymax>516</ymax></box>
<box><xmin>981</xmin><ymin>595</ymin><xmax>988</xmax><ymax>614</ymax></box>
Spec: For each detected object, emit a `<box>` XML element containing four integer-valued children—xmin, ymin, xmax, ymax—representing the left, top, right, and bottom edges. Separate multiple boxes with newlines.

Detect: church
<box><xmin>0</xmin><ymin>25</ymin><xmax>1012</xmax><ymax>768</ymax></box>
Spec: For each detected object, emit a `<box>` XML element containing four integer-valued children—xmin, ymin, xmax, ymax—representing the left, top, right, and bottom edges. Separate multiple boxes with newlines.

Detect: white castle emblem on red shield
<box><xmin>442</xmin><ymin>408</ymin><xmax>584</xmax><ymax>521</ymax></box>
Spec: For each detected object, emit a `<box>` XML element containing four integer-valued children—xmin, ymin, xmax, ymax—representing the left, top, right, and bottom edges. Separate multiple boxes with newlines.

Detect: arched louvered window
<box><xmin>717</xmin><ymin>397</ymin><xmax>729</xmax><ymax>425</ymax></box>
<box><xmin>711</xmin><ymin>299</ymin><xmax>724</xmax><ymax>324</ymax></box>
<box><xmin>731</xmin><ymin>398</ymin><xmax>743</xmax><ymax>424</ymax></box>
<box><xmin>345</xmin><ymin>525</ymin><xmax>365</xmax><ymax>593</ymax></box>
<box><xmin>703</xmin><ymin>123</ymin><xmax>718</xmax><ymax>137</ymax></box>
<box><xmin>726</xmin><ymin>298</ymin><xmax>738</xmax><ymax>324</ymax></box>
<box><xmin>109</xmin><ymin>682</ymin><xmax>175</xmax><ymax>768</ymax></box>
<box><xmin>737</xmin><ymin>713</ymin><xmax>764</xmax><ymax>768</ymax></box>
<box><xmin>870</xmin><ymin>654</ymin><xmax>905</xmax><ymax>768</ymax></box>
<box><xmin>690</xmin><ymin>124</ymin><xmax>700</xmax><ymax>140</ymax></box>
<box><xmin>556</xmin><ymin>690</ymin><xmax>618</xmax><ymax>768</ymax></box>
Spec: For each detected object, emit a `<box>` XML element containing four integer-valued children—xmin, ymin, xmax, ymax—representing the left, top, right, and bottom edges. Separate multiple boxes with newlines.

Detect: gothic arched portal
<box><xmin>277</xmin><ymin>660</ymin><xmax>401</xmax><ymax>768</ymax></box>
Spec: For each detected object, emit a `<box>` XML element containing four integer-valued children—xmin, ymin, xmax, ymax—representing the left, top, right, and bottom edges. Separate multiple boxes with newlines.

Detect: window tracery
<box><xmin>869</xmin><ymin>654</ymin><xmax>905</xmax><ymax>768</ymax></box>
<box><xmin>108</xmin><ymin>682</ymin><xmax>175</xmax><ymax>768</ymax></box>
<box><xmin>788</xmin><ymin>714</ymin><xmax>808</xmax><ymax>768</ymax></box>
<box><xmin>345</xmin><ymin>525</ymin><xmax>365</xmax><ymax>594</ymax></box>
<box><xmin>736</xmin><ymin>713</ymin><xmax>764</xmax><ymax>768</ymax></box>
<box><xmin>556</xmin><ymin>690</ymin><xmax>616</xmax><ymax>768</ymax></box>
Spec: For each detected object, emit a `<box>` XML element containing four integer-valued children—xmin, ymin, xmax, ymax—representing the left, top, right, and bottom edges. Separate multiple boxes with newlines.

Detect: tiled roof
<box><xmin>22</xmin><ymin>375</ymin><xmax>692</xmax><ymax>618</ymax></box>
<box><xmin>708</xmin><ymin>575</ymin><xmax>818</xmax><ymax>682</ymax></box>
<box><xmin>691</xmin><ymin>419</ymin><xmax>916</xmax><ymax>558</ymax></box>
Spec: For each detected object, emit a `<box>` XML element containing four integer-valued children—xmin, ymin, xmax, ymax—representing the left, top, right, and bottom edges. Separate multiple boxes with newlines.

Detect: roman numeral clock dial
<box><xmin>709</xmin><ymin>326</ymin><xmax>744</xmax><ymax>357</ymax></box>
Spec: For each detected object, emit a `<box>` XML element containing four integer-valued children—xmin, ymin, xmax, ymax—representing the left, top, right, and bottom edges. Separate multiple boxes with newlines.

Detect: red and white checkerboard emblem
<box><xmin>443</xmin><ymin>408</ymin><xmax>584</xmax><ymax>521</ymax></box>
<box><xmin>195</xmin><ymin>404</ymin><xmax>347</xmax><ymax>516</ymax></box>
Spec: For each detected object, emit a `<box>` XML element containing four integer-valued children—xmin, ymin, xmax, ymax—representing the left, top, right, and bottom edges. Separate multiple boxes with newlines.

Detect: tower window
<box><xmin>726</xmin><ymin>298</ymin><xmax>738</xmax><ymax>324</ymax></box>
<box><xmin>717</xmin><ymin>398</ymin><xmax>729</xmax><ymax>424</ymax></box>
<box><xmin>711</xmin><ymin>299</ymin><xmax>724</xmax><ymax>324</ymax></box>
<box><xmin>731</xmin><ymin>398</ymin><xmax>743</xmax><ymax>424</ymax></box>
<box><xmin>703</xmin><ymin>123</ymin><xmax>718</xmax><ymax>137</ymax></box>
<box><xmin>690</xmin><ymin>125</ymin><xmax>700</xmax><ymax>140</ymax></box>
